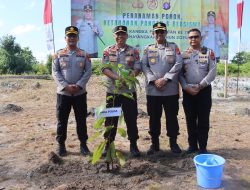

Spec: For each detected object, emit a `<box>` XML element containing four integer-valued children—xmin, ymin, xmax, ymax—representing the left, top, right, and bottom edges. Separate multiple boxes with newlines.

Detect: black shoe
<box><xmin>170</xmin><ymin>138</ymin><xmax>182</xmax><ymax>154</ymax></box>
<box><xmin>56</xmin><ymin>144</ymin><xmax>67</xmax><ymax>157</ymax></box>
<box><xmin>147</xmin><ymin>144</ymin><xmax>160</xmax><ymax>155</ymax></box>
<box><xmin>198</xmin><ymin>148</ymin><xmax>208</xmax><ymax>154</ymax></box>
<box><xmin>170</xmin><ymin>144</ymin><xmax>182</xmax><ymax>154</ymax></box>
<box><xmin>80</xmin><ymin>143</ymin><xmax>90</xmax><ymax>156</ymax></box>
<box><xmin>130</xmin><ymin>143</ymin><xmax>141</xmax><ymax>157</ymax></box>
<box><xmin>186</xmin><ymin>146</ymin><xmax>199</xmax><ymax>154</ymax></box>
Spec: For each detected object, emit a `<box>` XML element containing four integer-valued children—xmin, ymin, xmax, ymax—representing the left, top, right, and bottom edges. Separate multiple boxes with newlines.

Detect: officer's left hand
<box><xmin>71</xmin><ymin>85</ymin><xmax>81</xmax><ymax>95</ymax></box>
<box><xmin>155</xmin><ymin>78</ymin><xmax>167</xmax><ymax>89</ymax></box>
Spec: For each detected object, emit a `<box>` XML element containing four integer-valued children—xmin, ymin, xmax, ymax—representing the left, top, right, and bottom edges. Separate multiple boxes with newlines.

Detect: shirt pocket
<box><xmin>76</xmin><ymin>57</ymin><xmax>85</xmax><ymax>70</ymax></box>
<box><xmin>59</xmin><ymin>57</ymin><xmax>69</xmax><ymax>70</ymax></box>
<box><xmin>165</xmin><ymin>49</ymin><xmax>175</xmax><ymax>64</ymax></box>
<box><xmin>199</xmin><ymin>61</ymin><xmax>208</xmax><ymax>70</ymax></box>
<box><xmin>125</xmin><ymin>55</ymin><xmax>135</xmax><ymax>68</ymax></box>
<box><xmin>148</xmin><ymin>51</ymin><xmax>158</xmax><ymax>65</ymax></box>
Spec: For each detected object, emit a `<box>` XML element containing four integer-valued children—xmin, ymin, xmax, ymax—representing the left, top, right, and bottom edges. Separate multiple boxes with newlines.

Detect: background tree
<box><xmin>0</xmin><ymin>35</ymin><xmax>37</xmax><ymax>74</ymax></box>
<box><xmin>46</xmin><ymin>55</ymin><xmax>52</xmax><ymax>75</ymax></box>
<box><xmin>231</xmin><ymin>51</ymin><xmax>250</xmax><ymax>65</ymax></box>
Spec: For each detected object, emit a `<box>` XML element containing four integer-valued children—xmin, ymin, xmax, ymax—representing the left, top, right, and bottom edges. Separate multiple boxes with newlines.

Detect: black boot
<box><xmin>147</xmin><ymin>138</ymin><xmax>160</xmax><ymax>155</ymax></box>
<box><xmin>186</xmin><ymin>146</ymin><xmax>199</xmax><ymax>154</ymax></box>
<box><xmin>130</xmin><ymin>141</ymin><xmax>141</xmax><ymax>157</ymax></box>
<box><xmin>170</xmin><ymin>138</ymin><xmax>182</xmax><ymax>154</ymax></box>
<box><xmin>56</xmin><ymin>143</ymin><xmax>67</xmax><ymax>157</ymax></box>
<box><xmin>80</xmin><ymin>143</ymin><xmax>90</xmax><ymax>156</ymax></box>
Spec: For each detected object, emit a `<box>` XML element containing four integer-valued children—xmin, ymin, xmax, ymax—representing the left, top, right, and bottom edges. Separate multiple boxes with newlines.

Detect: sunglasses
<box><xmin>188</xmin><ymin>35</ymin><xmax>200</xmax><ymax>39</ymax></box>
<box><xmin>155</xmin><ymin>30</ymin><xmax>165</xmax><ymax>34</ymax></box>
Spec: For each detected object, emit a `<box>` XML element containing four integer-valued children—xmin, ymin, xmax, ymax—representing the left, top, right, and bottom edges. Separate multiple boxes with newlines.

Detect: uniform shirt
<box><xmin>179</xmin><ymin>47</ymin><xmax>216</xmax><ymax>90</ymax></box>
<box><xmin>52</xmin><ymin>47</ymin><xmax>92</xmax><ymax>96</ymax></box>
<box><xmin>102</xmin><ymin>44</ymin><xmax>141</xmax><ymax>94</ymax></box>
<box><xmin>141</xmin><ymin>42</ymin><xmax>182</xmax><ymax>96</ymax></box>
<box><xmin>76</xmin><ymin>19</ymin><xmax>103</xmax><ymax>54</ymax></box>
<box><xmin>201</xmin><ymin>25</ymin><xmax>226</xmax><ymax>58</ymax></box>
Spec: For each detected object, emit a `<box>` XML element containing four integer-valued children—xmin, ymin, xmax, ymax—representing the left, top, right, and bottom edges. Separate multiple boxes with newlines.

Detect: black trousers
<box><xmin>182</xmin><ymin>85</ymin><xmax>212</xmax><ymax>149</ymax></box>
<box><xmin>146</xmin><ymin>94</ymin><xmax>180</xmax><ymax>139</ymax></box>
<box><xmin>104</xmin><ymin>92</ymin><xmax>139</xmax><ymax>142</ymax></box>
<box><xmin>56</xmin><ymin>93</ymin><xmax>88</xmax><ymax>144</ymax></box>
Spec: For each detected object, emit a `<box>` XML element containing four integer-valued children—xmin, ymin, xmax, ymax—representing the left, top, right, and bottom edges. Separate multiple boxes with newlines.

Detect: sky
<box><xmin>0</xmin><ymin>0</ymin><xmax>249</xmax><ymax>63</ymax></box>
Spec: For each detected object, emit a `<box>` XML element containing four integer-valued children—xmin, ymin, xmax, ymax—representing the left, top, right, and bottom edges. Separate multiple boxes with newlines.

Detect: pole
<box><xmin>87</xmin><ymin>23</ymin><xmax>106</xmax><ymax>45</ymax></box>
<box><xmin>50</xmin><ymin>0</ymin><xmax>55</xmax><ymax>54</ymax></box>
<box><xmin>224</xmin><ymin>60</ymin><xmax>228</xmax><ymax>98</ymax></box>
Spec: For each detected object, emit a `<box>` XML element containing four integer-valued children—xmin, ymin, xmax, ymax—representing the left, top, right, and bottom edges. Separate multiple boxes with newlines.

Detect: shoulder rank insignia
<box><xmin>209</xmin><ymin>50</ymin><xmax>215</xmax><ymax>60</ymax></box>
<box><xmin>175</xmin><ymin>47</ymin><xmax>180</xmax><ymax>55</ymax></box>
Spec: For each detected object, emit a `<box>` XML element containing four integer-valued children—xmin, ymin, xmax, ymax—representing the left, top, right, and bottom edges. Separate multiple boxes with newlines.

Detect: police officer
<box><xmin>141</xmin><ymin>22</ymin><xmax>182</xmax><ymax>155</ymax></box>
<box><xmin>179</xmin><ymin>28</ymin><xmax>216</xmax><ymax>154</ymax></box>
<box><xmin>201</xmin><ymin>11</ymin><xmax>226</xmax><ymax>62</ymax></box>
<box><xmin>52</xmin><ymin>26</ymin><xmax>92</xmax><ymax>156</ymax></box>
<box><xmin>76</xmin><ymin>4</ymin><xmax>103</xmax><ymax>58</ymax></box>
<box><xmin>101</xmin><ymin>25</ymin><xmax>141</xmax><ymax>157</ymax></box>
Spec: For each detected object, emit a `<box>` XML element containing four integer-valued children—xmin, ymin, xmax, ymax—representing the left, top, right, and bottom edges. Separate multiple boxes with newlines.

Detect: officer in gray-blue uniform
<box><xmin>52</xmin><ymin>26</ymin><xmax>92</xmax><ymax>156</ymax></box>
<box><xmin>141</xmin><ymin>22</ymin><xmax>183</xmax><ymax>155</ymax></box>
<box><xmin>76</xmin><ymin>4</ymin><xmax>103</xmax><ymax>58</ymax></box>
<box><xmin>102</xmin><ymin>25</ymin><xmax>141</xmax><ymax>157</ymax></box>
<box><xmin>179</xmin><ymin>28</ymin><xmax>216</xmax><ymax>154</ymax></box>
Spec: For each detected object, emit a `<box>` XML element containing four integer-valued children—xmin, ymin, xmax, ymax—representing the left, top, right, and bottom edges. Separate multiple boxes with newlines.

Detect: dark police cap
<box><xmin>84</xmin><ymin>4</ymin><xmax>93</xmax><ymax>11</ymax></box>
<box><xmin>112</xmin><ymin>25</ymin><xmax>127</xmax><ymax>34</ymax></box>
<box><xmin>65</xmin><ymin>26</ymin><xmax>79</xmax><ymax>35</ymax></box>
<box><xmin>153</xmin><ymin>22</ymin><xmax>166</xmax><ymax>31</ymax></box>
<box><xmin>207</xmin><ymin>11</ymin><xmax>216</xmax><ymax>17</ymax></box>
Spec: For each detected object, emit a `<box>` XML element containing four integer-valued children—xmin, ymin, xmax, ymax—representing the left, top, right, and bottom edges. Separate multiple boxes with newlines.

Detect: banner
<box><xmin>237</xmin><ymin>0</ymin><xmax>244</xmax><ymax>29</ymax></box>
<box><xmin>71</xmin><ymin>0</ymin><xmax>229</xmax><ymax>60</ymax></box>
<box><xmin>44</xmin><ymin>0</ymin><xmax>55</xmax><ymax>54</ymax></box>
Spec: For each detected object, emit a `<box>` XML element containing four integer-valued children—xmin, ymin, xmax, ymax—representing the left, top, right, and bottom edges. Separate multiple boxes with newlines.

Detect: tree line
<box><xmin>0</xmin><ymin>35</ymin><xmax>51</xmax><ymax>75</ymax></box>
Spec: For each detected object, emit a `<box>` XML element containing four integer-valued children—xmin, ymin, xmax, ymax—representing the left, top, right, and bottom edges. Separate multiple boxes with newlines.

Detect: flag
<box><xmin>237</xmin><ymin>0</ymin><xmax>244</xmax><ymax>29</ymax></box>
<box><xmin>44</xmin><ymin>0</ymin><xmax>55</xmax><ymax>53</ymax></box>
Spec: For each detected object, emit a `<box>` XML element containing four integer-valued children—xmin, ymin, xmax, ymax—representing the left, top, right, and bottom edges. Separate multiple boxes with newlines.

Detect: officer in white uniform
<box><xmin>201</xmin><ymin>11</ymin><xmax>226</xmax><ymax>62</ymax></box>
<box><xmin>76</xmin><ymin>4</ymin><xmax>103</xmax><ymax>58</ymax></box>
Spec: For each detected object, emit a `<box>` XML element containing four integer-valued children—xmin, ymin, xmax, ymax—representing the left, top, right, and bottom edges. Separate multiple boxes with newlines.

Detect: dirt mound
<box><xmin>29</xmin><ymin>153</ymin><xmax>195</xmax><ymax>190</ymax></box>
<box><xmin>0</xmin><ymin>104</ymin><xmax>23</xmax><ymax>114</ymax></box>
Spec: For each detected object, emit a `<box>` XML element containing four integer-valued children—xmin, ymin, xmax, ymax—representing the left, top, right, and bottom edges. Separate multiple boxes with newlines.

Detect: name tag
<box><xmin>95</xmin><ymin>107</ymin><xmax>122</xmax><ymax>118</ymax></box>
<box><xmin>166</xmin><ymin>50</ymin><xmax>174</xmax><ymax>56</ymax></box>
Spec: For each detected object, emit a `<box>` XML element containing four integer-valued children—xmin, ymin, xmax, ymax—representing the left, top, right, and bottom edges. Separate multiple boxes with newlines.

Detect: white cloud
<box><xmin>26</xmin><ymin>0</ymin><xmax>37</xmax><ymax>9</ymax></box>
<box><xmin>10</xmin><ymin>24</ymin><xmax>41</xmax><ymax>35</ymax></box>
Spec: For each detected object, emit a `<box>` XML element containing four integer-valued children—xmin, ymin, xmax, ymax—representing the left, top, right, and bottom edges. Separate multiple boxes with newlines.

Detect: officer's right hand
<box><xmin>185</xmin><ymin>86</ymin><xmax>199</xmax><ymax>96</ymax></box>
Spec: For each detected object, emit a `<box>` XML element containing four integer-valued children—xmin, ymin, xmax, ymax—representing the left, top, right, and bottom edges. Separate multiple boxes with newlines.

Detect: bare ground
<box><xmin>0</xmin><ymin>76</ymin><xmax>250</xmax><ymax>190</ymax></box>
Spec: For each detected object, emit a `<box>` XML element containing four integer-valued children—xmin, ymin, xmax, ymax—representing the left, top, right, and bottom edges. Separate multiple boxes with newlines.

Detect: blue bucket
<box><xmin>193</xmin><ymin>154</ymin><xmax>225</xmax><ymax>189</ymax></box>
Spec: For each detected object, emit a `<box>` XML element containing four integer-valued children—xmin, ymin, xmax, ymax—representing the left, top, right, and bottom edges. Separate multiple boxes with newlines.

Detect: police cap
<box><xmin>112</xmin><ymin>25</ymin><xmax>127</xmax><ymax>34</ymax></box>
<box><xmin>207</xmin><ymin>11</ymin><xmax>216</xmax><ymax>17</ymax></box>
<box><xmin>84</xmin><ymin>4</ymin><xmax>93</xmax><ymax>11</ymax></box>
<box><xmin>65</xmin><ymin>26</ymin><xmax>79</xmax><ymax>35</ymax></box>
<box><xmin>153</xmin><ymin>22</ymin><xmax>166</xmax><ymax>31</ymax></box>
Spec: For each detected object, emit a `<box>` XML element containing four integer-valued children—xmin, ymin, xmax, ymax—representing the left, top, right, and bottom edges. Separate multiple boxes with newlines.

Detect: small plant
<box><xmin>89</xmin><ymin>63</ymin><xmax>140</xmax><ymax>171</ymax></box>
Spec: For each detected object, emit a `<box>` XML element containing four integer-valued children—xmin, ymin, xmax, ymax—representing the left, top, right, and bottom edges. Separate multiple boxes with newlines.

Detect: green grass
<box><xmin>217</xmin><ymin>62</ymin><xmax>250</xmax><ymax>77</ymax></box>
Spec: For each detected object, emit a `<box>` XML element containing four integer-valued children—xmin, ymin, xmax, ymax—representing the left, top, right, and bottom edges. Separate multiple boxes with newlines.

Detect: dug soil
<box><xmin>0</xmin><ymin>76</ymin><xmax>250</xmax><ymax>190</ymax></box>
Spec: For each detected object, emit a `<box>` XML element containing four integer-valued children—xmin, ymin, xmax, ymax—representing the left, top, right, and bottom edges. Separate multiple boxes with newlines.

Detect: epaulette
<box><xmin>76</xmin><ymin>48</ymin><xmax>86</xmax><ymax>57</ymax></box>
<box><xmin>52</xmin><ymin>53</ymin><xmax>58</xmax><ymax>60</ymax></box>
<box><xmin>182</xmin><ymin>51</ymin><xmax>190</xmax><ymax>59</ymax></box>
